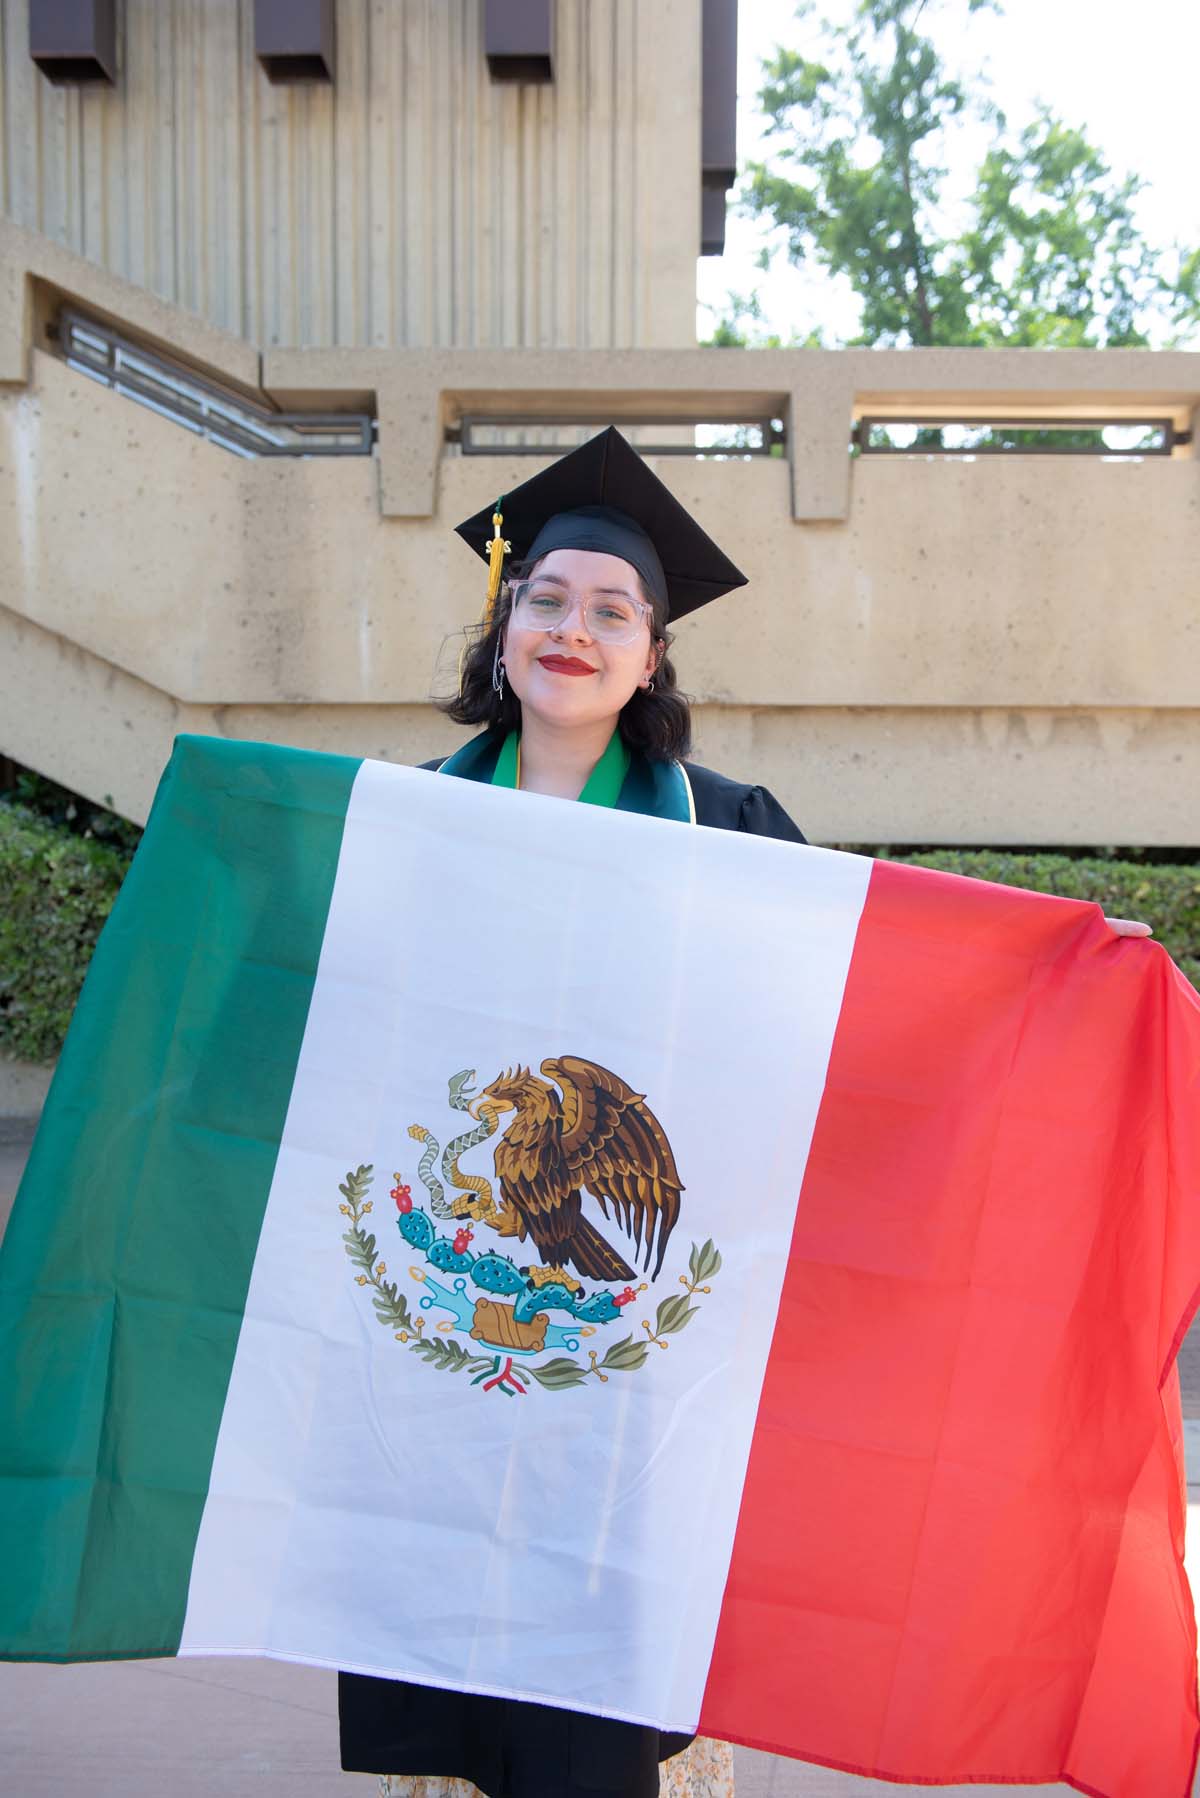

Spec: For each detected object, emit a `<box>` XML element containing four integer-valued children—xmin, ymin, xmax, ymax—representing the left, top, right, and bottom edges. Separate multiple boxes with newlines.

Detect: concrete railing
<box><xmin>264</xmin><ymin>343</ymin><xmax>1200</xmax><ymax>525</ymax></box>
<box><xmin>7</xmin><ymin>219</ymin><xmax>1196</xmax><ymax>521</ymax></box>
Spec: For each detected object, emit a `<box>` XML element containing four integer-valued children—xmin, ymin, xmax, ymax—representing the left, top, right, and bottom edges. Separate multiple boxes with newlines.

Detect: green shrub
<box><xmin>1</xmin><ymin>764</ymin><xmax>143</xmax><ymax>851</ymax></box>
<box><xmin>886</xmin><ymin>849</ymin><xmax>1200</xmax><ymax>990</ymax></box>
<box><xmin>0</xmin><ymin>805</ymin><xmax>134</xmax><ymax>1064</ymax></box>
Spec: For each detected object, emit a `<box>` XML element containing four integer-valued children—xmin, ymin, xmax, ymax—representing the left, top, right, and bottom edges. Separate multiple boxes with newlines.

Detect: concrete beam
<box><xmin>0</xmin><ymin>218</ymin><xmax>260</xmax><ymax>392</ymax></box>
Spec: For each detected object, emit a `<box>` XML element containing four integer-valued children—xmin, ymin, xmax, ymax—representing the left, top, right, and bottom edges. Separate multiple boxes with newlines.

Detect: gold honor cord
<box><xmin>483</xmin><ymin>503</ymin><xmax>511</xmax><ymax>625</ymax></box>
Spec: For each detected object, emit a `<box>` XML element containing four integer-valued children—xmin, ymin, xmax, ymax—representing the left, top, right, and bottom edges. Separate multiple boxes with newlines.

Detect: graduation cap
<box><xmin>454</xmin><ymin>426</ymin><xmax>748</xmax><ymax>624</ymax></box>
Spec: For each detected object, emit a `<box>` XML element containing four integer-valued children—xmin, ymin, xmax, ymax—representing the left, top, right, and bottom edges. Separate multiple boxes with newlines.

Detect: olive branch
<box><xmin>340</xmin><ymin>1165</ymin><xmax>721</xmax><ymax>1396</ymax></box>
<box><xmin>641</xmin><ymin>1237</ymin><xmax>722</xmax><ymax>1349</ymax></box>
<box><xmin>410</xmin><ymin>1335</ymin><xmax>520</xmax><ymax>1384</ymax></box>
<box><xmin>529</xmin><ymin>1238</ymin><xmax>723</xmax><ymax>1389</ymax></box>
<box><xmin>339</xmin><ymin>1163</ymin><xmax>424</xmax><ymax>1340</ymax></box>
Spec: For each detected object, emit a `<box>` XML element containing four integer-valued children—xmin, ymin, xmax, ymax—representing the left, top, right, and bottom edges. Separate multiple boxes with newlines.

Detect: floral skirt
<box><xmin>377</xmin><ymin>1733</ymin><xmax>735</xmax><ymax>1797</ymax></box>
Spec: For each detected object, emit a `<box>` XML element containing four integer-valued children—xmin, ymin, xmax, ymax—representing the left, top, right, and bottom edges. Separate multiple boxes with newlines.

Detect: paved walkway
<box><xmin>0</xmin><ymin>1120</ymin><xmax>1195</xmax><ymax>1795</ymax></box>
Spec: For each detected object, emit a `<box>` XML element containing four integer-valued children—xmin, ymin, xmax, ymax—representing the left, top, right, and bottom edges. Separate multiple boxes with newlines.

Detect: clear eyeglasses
<box><xmin>510</xmin><ymin>580</ymin><xmax>653</xmax><ymax>646</ymax></box>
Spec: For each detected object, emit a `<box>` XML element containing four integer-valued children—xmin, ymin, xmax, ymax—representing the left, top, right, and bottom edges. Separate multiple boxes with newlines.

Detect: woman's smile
<box><xmin>537</xmin><ymin>654</ymin><xmax>597</xmax><ymax>677</ymax></box>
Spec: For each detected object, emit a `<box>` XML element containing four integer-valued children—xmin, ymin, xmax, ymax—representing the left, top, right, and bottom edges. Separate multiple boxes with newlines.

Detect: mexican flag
<box><xmin>2</xmin><ymin>735</ymin><xmax>1199</xmax><ymax>1798</ymax></box>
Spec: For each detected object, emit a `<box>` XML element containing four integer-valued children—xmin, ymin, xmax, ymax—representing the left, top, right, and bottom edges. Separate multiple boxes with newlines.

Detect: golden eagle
<box><xmin>473</xmin><ymin>1057</ymin><xmax>683</xmax><ymax>1284</ymax></box>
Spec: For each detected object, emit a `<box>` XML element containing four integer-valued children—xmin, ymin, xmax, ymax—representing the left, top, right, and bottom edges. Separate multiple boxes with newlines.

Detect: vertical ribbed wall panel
<box><xmin>0</xmin><ymin>0</ymin><xmax>701</xmax><ymax>350</ymax></box>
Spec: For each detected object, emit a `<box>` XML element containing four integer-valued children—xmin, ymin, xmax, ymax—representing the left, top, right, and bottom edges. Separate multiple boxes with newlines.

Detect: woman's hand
<box><xmin>1104</xmin><ymin>917</ymin><xmax>1153</xmax><ymax>938</ymax></box>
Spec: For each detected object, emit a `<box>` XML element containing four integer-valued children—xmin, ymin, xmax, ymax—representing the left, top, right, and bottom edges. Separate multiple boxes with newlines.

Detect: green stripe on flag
<box><xmin>0</xmin><ymin>735</ymin><xmax>361</xmax><ymax>1661</ymax></box>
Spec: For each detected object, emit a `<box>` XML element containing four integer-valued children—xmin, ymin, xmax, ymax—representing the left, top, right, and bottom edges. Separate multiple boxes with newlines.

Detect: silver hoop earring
<box><xmin>491</xmin><ymin>638</ymin><xmax>506</xmax><ymax>698</ymax></box>
<box><xmin>645</xmin><ymin>678</ymin><xmax>655</xmax><ymax>695</ymax></box>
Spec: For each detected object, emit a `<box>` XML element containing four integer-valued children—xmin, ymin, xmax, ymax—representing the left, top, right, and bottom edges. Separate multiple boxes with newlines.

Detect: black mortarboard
<box><xmin>454</xmin><ymin>426</ymin><xmax>748</xmax><ymax>622</ymax></box>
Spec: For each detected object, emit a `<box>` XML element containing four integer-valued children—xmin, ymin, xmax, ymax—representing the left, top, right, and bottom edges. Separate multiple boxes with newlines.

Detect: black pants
<box><xmin>339</xmin><ymin>1673</ymin><xmax>695</xmax><ymax>1798</ymax></box>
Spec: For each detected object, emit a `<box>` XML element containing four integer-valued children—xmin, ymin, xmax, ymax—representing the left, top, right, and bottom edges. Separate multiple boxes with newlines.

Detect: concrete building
<box><xmin>1</xmin><ymin>0</ymin><xmax>1198</xmax><ymax>845</ymax></box>
<box><xmin>2</xmin><ymin>0</ymin><xmax>709</xmax><ymax>348</ymax></box>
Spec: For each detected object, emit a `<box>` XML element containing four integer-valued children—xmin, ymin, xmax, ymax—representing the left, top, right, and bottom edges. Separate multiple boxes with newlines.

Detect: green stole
<box><xmin>435</xmin><ymin>730</ymin><xmax>694</xmax><ymax>823</ymax></box>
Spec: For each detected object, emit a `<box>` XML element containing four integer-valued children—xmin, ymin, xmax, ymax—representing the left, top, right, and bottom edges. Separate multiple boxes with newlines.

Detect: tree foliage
<box><xmin>726</xmin><ymin>0</ymin><xmax>1197</xmax><ymax>348</ymax></box>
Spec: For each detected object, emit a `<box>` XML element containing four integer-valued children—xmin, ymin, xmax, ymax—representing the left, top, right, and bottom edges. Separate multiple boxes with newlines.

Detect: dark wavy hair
<box><xmin>437</xmin><ymin>559</ymin><xmax>693</xmax><ymax>760</ymax></box>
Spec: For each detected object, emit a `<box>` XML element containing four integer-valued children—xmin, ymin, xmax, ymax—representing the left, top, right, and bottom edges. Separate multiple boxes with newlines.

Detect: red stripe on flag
<box><xmin>699</xmin><ymin>857</ymin><xmax>1200</xmax><ymax>1798</ymax></box>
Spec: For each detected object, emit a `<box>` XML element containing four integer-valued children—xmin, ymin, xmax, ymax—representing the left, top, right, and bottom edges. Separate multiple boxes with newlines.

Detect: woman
<box><xmin>428</xmin><ymin>424</ymin><xmax>806</xmax><ymax>840</ymax></box>
<box><xmin>340</xmin><ymin>429</ymin><xmax>798</xmax><ymax>1798</ymax></box>
<box><xmin>340</xmin><ymin>427</ymin><xmax>1148</xmax><ymax>1798</ymax></box>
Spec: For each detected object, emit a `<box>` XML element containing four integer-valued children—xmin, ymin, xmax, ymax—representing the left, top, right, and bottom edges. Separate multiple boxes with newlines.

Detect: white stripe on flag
<box><xmin>179</xmin><ymin>761</ymin><xmax>872</xmax><ymax>1728</ymax></box>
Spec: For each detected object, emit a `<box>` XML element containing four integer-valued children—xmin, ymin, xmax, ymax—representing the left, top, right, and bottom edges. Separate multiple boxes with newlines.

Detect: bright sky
<box><xmin>696</xmin><ymin>0</ymin><xmax>1200</xmax><ymax>344</ymax></box>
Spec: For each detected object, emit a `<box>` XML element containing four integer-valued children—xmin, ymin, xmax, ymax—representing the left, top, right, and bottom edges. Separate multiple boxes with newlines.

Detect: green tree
<box><xmin>726</xmin><ymin>0</ymin><xmax>1197</xmax><ymax>349</ymax></box>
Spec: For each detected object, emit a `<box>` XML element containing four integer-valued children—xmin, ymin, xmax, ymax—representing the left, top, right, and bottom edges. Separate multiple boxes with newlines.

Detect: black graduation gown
<box><xmin>339</xmin><ymin>748</ymin><xmax>805</xmax><ymax>1798</ymax></box>
<box><xmin>683</xmin><ymin>761</ymin><xmax>806</xmax><ymax>843</ymax></box>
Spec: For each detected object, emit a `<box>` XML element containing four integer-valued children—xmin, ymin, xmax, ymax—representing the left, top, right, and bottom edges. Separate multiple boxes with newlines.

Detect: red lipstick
<box><xmin>538</xmin><ymin>655</ymin><xmax>597</xmax><ymax>677</ymax></box>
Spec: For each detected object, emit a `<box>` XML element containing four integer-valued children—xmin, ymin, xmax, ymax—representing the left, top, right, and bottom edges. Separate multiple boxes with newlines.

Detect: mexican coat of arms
<box><xmin>338</xmin><ymin>1056</ymin><xmax>721</xmax><ymax>1397</ymax></box>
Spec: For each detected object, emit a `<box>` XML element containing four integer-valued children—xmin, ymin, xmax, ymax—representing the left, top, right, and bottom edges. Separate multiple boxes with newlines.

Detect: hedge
<box><xmin>2</xmin><ymin>808</ymin><xmax>1197</xmax><ymax>1067</ymax></box>
<box><xmin>0</xmin><ymin>805</ymin><xmax>131</xmax><ymax>1064</ymax></box>
<box><xmin>887</xmin><ymin>849</ymin><xmax>1200</xmax><ymax>991</ymax></box>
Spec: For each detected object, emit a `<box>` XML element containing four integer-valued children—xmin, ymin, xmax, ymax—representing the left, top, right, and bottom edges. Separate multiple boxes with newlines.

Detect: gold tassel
<box><xmin>483</xmin><ymin>503</ymin><xmax>511</xmax><ymax>625</ymax></box>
